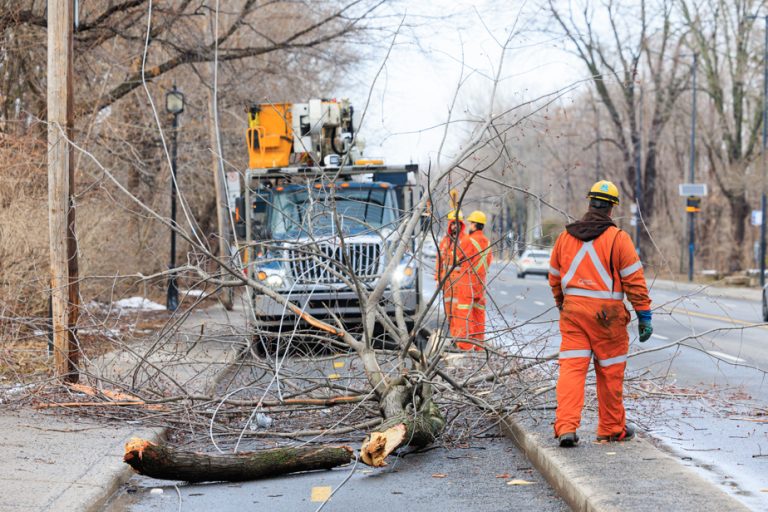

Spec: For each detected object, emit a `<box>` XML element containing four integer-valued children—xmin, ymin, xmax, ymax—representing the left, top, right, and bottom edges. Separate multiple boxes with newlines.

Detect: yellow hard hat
<box><xmin>587</xmin><ymin>180</ymin><xmax>620</xmax><ymax>205</ymax></box>
<box><xmin>467</xmin><ymin>210</ymin><xmax>487</xmax><ymax>225</ymax></box>
<box><xmin>447</xmin><ymin>210</ymin><xmax>464</xmax><ymax>221</ymax></box>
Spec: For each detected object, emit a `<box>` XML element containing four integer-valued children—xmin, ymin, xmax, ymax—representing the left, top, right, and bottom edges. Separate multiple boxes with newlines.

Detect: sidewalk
<box><xmin>500</xmin><ymin>409</ymin><xmax>750</xmax><ymax>512</ymax></box>
<box><xmin>0</xmin><ymin>303</ymin><xmax>241</xmax><ymax>512</ymax></box>
<box><xmin>648</xmin><ymin>277</ymin><xmax>763</xmax><ymax>302</ymax></box>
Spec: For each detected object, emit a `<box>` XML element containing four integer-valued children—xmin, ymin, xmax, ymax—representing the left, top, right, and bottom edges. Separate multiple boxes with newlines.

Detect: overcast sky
<box><xmin>342</xmin><ymin>0</ymin><xmax>585</xmax><ymax>167</ymax></box>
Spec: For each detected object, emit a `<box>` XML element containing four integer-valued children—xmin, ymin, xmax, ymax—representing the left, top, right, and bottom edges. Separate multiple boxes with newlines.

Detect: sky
<box><xmin>341</xmin><ymin>0</ymin><xmax>586</xmax><ymax>168</ymax></box>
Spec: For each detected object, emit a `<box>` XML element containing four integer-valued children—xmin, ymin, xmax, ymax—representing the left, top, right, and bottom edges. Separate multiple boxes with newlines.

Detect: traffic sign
<box><xmin>752</xmin><ymin>210</ymin><xmax>763</xmax><ymax>226</ymax></box>
<box><xmin>686</xmin><ymin>196</ymin><xmax>701</xmax><ymax>213</ymax></box>
<box><xmin>679</xmin><ymin>183</ymin><xmax>708</xmax><ymax>196</ymax></box>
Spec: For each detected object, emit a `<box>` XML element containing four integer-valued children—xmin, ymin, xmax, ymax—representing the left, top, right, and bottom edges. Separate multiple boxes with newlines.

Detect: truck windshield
<box><xmin>270</xmin><ymin>186</ymin><xmax>397</xmax><ymax>237</ymax></box>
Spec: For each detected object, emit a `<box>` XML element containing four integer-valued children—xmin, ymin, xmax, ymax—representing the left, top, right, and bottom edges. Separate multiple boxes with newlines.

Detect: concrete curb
<box><xmin>500</xmin><ymin>415</ymin><xmax>602</xmax><ymax>512</ymax></box>
<box><xmin>83</xmin><ymin>427</ymin><xmax>166</xmax><ymax>512</ymax></box>
<box><xmin>87</xmin><ymin>346</ymin><xmax>239</xmax><ymax>512</ymax></box>
<box><xmin>499</xmin><ymin>414</ymin><xmax>750</xmax><ymax>512</ymax></box>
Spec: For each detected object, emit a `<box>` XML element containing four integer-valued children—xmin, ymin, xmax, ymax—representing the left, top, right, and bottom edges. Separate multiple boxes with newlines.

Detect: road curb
<box><xmin>499</xmin><ymin>414</ymin><xmax>603</xmax><ymax>512</ymax></box>
<box><xmin>83</xmin><ymin>426</ymin><xmax>166</xmax><ymax>512</ymax></box>
<box><xmin>86</xmin><ymin>327</ymin><xmax>242</xmax><ymax>511</ymax></box>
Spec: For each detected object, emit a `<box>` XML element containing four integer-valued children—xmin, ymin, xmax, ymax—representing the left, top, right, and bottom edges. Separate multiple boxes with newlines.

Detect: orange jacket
<box><xmin>435</xmin><ymin>220</ymin><xmax>468</xmax><ymax>289</ymax></box>
<box><xmin>466</xmin><ymin>230</ymin><xmax>493</xmax><ymax>299</ymax></box>
<box><xmin>548</xmin><ymin>226</ymin><xmax>651</xmax><ymax>311</ymax></box>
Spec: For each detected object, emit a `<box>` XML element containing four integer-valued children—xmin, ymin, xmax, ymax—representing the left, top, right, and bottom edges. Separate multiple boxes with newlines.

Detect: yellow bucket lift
<box><xmin>246</xmin><ymin>103</ymin><xmax>293</xmax><ymax>168</ymax></box>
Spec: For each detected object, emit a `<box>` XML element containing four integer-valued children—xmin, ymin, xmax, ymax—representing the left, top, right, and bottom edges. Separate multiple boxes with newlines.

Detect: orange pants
<box><xmin>468</xmin><ymin>300</ymin><xmax>486</xmax><ymax>345</ymax></box>
<box><xmin>554</xmin><ymin>298</ymin><xmax>630</xmax><ymax>438</ymax></box>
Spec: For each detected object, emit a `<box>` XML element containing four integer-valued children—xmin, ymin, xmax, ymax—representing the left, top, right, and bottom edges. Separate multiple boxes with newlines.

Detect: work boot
<box><xmin>596</xmin><ymin>425</ymin><xmax>636</xmax><ymax>443</ymax></box>
<box><xmin>558</xmin><ymin>432</ymin><xmax>579</xmax><ymax>447</ymax></box>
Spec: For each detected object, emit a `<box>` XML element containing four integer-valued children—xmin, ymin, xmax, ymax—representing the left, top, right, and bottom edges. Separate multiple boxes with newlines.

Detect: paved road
<box><xmin>104</xmin><ymin>437</ymin><xmax>567</xmax><ymax>512</ymax></box>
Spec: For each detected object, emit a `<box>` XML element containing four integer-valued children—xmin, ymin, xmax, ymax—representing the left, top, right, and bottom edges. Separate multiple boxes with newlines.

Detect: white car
<box><xmin>421</xmin><ymin>238</ymin><xmax>438</xmax><ymax>259</ymax></box>
<box><xmin>515</xmin><ymin>249</ymin><xmax>552</xmax><ymax>278</ymax></box>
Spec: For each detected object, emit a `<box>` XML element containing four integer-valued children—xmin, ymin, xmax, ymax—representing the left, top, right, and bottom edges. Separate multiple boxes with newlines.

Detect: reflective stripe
<box><xmin>456</xmin><ymin>304</ymin><xmax>471</xmax><ymax>310</ymax></box>
<box><xmin>596</xmin><ymin>354</ymin><xmax>627</xmax><ymax>367</ymax></box>
<box><xmin>560</xmin><ymin>237</ymin><xmax>623</xmax><ymax>299</ymax></box>
<box><xmin>563</xmin><ymin>288</ymin><xmax>625</xmax><ymax>301</ymax></box>
<box><xmin>469</xmin><ymin>237</ymin><xmax>489</xmax><ymax>273</ymax></box>
<box><xmin>472</xmin><ymin>303</ymin><xmax>486</xmax><ymax>310</ymax></box>
<box><xmin>559</xmin><ymin>349</ymin><xmax>593</xmax><ymax>359</ymax></box>
<box><xmin>549</xmin><ymin>266</ymin><xmax>561</xmax><ymax>277</ymax></box>
<box><xmin>619</xmin><ymin>260</ymin><xmax>643</xmax><ymax>277</ymax></box>
<box><xmin>560</xmin><ymin>242</ymin><xmax>589</xmax><ymax>289</ymax></box>
<box><xmin>474</xmin><ymin>254</ymin><xmax>489</xmax><ymax>273</ymax></box>
<box><xmin>585</xmin><ymin>243</ymin><xmax>613</xmax><ymax>289</ymax></box>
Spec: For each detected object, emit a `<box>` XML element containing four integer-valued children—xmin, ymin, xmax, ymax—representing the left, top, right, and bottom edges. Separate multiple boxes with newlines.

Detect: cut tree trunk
<box><xmin>360</xmin><ymin>384</ymin><xmax>445</xmax><ymax>467</ymax></box>
<box><xmin>123</xmin><ymin>438</ymin><xmax>353</xmax><ymax>482</ymax></box>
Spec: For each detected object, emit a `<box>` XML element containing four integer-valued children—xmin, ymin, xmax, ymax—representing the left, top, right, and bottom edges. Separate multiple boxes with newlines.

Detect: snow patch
<box><xmin>114</xmin><ymin>297</ymin><xmax>166</xmax><ymax>311</ymax></box>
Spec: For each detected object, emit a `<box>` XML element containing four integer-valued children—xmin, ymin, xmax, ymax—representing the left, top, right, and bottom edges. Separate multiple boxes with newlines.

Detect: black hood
<box><xmin>565</xmin><ymin>209</ymin><xmax>616</xmax><ymax>242</ymax></box>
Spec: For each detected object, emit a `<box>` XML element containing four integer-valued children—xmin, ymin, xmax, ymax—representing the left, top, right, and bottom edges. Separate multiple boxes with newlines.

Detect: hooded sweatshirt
<box><xmin>565</xmin><ymin>209</ymin><xmax>616</xmax><ymax>242</ymax></box>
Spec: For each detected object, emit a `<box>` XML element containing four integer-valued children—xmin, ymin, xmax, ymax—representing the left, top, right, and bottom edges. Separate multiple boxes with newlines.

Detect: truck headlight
<box><xmin>392</xmin><ymin>258</ymin><xmax>416</xmax><ymax>289</ymax></box>
<box><xmin>256</xmin><ymin>269</ymin><xmax>288</xmax><ymax>289</ymax></box>
<box><xmin>266</xmin><ymin>274</ymin><xmax>284</xmax><ymax>289</ymax></box>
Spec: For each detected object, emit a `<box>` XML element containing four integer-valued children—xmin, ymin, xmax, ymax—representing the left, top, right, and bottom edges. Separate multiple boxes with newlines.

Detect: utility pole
<box><xmin>761</xmin><ymin>16</ymin><xmax>767</xmax><ymax>287</ymax></box>
<box><xmin>634</xmin><ymin>86</ymin><xmax>643</xmax><ymax>258</ymax></box>
<box><xmin>688</xmin><ymin>54</ymin><xmax>698</xmax><ymax>282</ymax></box>
<box><xmin>47</xmin><ymin>0</ymin><xmax>80</xmax><ymax>382</ymax></box>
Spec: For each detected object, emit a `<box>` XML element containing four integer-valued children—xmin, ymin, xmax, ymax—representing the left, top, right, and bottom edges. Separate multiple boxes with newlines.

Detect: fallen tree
<box><xmin>123</xmin><ymin>438</ymin><xmax>354</xmax><ymax>482</ymax></box>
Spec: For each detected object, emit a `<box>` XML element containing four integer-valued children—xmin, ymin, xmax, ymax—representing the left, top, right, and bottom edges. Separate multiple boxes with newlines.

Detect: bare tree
<box><xmin>680</xmin><ymin>0</ymin><xmax>767</xmax><ymax>271</ymax></box>
<box><xmin>547</xmin><ymin>0</ymin><xmax>689</xmax><ymax>255</ymax></box>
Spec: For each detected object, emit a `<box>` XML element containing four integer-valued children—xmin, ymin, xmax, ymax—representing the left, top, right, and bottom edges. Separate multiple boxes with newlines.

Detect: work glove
<box><xmin>636</xmin><ymin>310</ymin><xmax>653</xmax><ymax>342</ymax></box>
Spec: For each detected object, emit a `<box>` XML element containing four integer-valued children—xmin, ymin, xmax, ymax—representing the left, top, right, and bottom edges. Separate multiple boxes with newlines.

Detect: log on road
<box><xmin>123</xmin><ymin>438</ymin><xmax>354</xmax><ymax>482</ymax></box>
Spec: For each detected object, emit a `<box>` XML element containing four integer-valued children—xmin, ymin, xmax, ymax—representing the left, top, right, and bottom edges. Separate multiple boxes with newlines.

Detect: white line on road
<box><xmin>500</xmin><ymin>290</ymin><xmax>508</xmax><ymax>296</ymax></box>
<box><xmin>534</xmin><ymin>301</ymin><xmax>546</xmax><ymax>306</ymax></box>
<box><xmin>706</xmin><ymin>350</ymin><xmax>746</xmax><ymax>364</ymax></box>
<box><xmin>516</xmin><ymin>295</ymin><xmax>525</xmax><ymax>300</ymax></box>
<box><xmin>651</xmin><ymin>333</ymin><xmax>669</xmax><ymax>341</ymax></box>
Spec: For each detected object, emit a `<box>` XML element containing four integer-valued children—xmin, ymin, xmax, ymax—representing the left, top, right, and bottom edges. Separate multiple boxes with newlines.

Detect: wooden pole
<box><xmin>47</xmin><ymin>0</ymin><xmax>80</xmax><ymax>382</ymax></box>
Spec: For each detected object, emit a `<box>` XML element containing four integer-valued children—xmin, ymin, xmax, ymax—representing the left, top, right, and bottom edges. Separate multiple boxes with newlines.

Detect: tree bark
<box><xmin>123</xmin><ymin>438</ymin><xmax>354</xmax><ymax>483</ymax></box>
<box><xmin>727</xmin><ymin>193</ymin><xmax>750</xmax><ymax>272</ymax></box>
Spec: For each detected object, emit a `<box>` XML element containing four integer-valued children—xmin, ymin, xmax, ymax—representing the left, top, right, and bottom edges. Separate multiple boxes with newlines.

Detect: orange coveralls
<box><xmin>548</xmin><ymin>226</ymin><xmax>651</xmax><ymax>438</ymax></box>
<box><xmin>435</xmin><ymin>221</ymin><xmax>474</xmax><ymax>347</ymax></box>
<box><xmin>465</xmin><ymin>230</ymin><xmax>493</xmax><ymax>347</ymax></box>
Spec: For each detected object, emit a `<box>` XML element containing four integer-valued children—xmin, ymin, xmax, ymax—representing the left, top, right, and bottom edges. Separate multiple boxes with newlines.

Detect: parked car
<box><xmin>515</xmin><ymin>249</ymin><xmax>552</xmax><ymax>278</ymax></box>
<box><xmin>421</xmin><ymin>238</ymin><xmax>438</xmax><ymax>259</ymax></box>
<box><xmin>763</xmin><ymin>283</ymin><xmax>768</xmax><ymax>322</ymax></box>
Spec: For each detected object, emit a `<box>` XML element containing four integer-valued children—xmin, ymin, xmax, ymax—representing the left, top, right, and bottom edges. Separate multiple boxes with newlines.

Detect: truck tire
<box><xmin>517</xmin><ymin>272</ymin><xmax>525</xmax><ymax>279</ymax></box>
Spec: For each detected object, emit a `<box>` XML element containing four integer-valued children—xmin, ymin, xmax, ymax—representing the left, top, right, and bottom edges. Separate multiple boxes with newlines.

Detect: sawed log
<box><xmin>123</xmin><ymin>438</ymin><xmax>354</xmax><ymax>482</ymax></box>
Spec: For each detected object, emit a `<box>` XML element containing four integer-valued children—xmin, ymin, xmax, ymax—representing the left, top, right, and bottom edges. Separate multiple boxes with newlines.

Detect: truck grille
<box><xmin>288</xmin><ymin>242</ymin><xmax>382</xmax><ymax>284</ymax></box>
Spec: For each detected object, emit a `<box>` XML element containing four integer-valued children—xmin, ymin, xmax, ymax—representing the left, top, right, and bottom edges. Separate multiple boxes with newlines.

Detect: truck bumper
<box><xmin>250</xmin><ymin>288</ymin><xmax>418</xmax><ymax>327</ymax></box>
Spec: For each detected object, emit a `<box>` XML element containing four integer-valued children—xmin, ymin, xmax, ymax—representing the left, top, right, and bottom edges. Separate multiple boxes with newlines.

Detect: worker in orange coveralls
<box><xmin>464</xmin><ymin>210</ymin><xmax>493</xmax><ymax>349</ymax></box>
<box><xmin>434</xmin><ymin>210</ymin><xmax>474</xmax><ymax>348</ymax></box>
<box><xmin>549</xmin><ymin>180</ymin><xmax>653</xmax><ymax>447</ymax></box>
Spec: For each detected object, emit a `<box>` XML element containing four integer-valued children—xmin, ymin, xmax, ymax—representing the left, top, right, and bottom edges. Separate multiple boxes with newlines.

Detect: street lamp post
<box><xmin>761</xmin><ymin>17</ymin><xmax>767</xmax><ymax>288</ymax></box>
<box><xmin>166</xmin><ymin>85</ymin><xmax>184</xmax><ymax>311</ymax></box>
<box><xmin>688</xmin><ymin>54</ymin><xmax>698</xmax><ymax>282</ymax></box>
